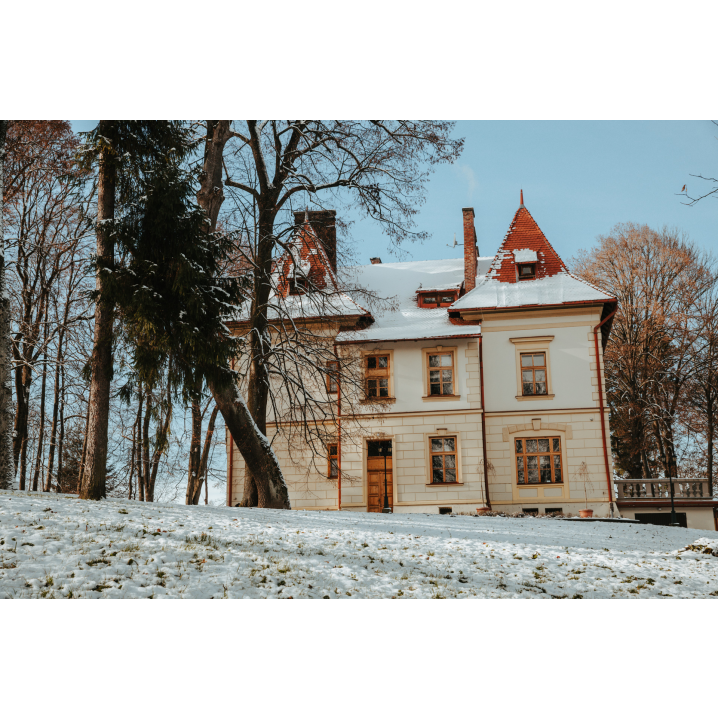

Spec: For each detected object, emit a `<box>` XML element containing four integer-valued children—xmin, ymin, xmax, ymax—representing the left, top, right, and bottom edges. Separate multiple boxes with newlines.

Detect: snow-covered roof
<box><xmin>336</xmin><ymin>258</ymin><xmax>486</xmax><ymax>344</ymax></box>
<box><xmin>451</xmin><ymin>271</ymin><xmax>614</xmax><ymax>311</ymax></box>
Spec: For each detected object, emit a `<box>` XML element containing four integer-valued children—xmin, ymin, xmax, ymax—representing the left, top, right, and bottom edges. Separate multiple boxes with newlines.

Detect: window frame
<box><xmin>520</xmin><ymin>351</ymin><xmax>548</xmax><ymax>396</ymax></box>
<box><xmin>361</xmin><ymin>350</ymin><xmax>395</xmax><ymax>402</ymax></box>
<box><xmin>421</xmin><ymin>345</ymin><xmax>460</xmax><ymax>401</ymax></box>
<box><xmin>514</xmin><ymin>436</ymin><xmax>564</xmax><ymax>486</ymax></box>
<box><xmin>328</xmin><ymin>443</ymin><xmax>339</xmax><ymax>479</ymax></box>
<box><xmin>424</xmin><ymin>432</ymin><xmax>464</xmax><ymax>486</ymax></box>
<box><xmin>326</xmin><ymin>360</ymin><xmax>339</xmax><ymax>394</ymax></box>
<box><xmin>516</xmin><ymin>263</ymin><xmax>537</xmax><ymax>281</ymax></box>
<box><xmin>509</xmin><ymin>336</ymin><xmax>555</xmax><ymax>401</ymax></box>
<box><xmin>418</xmin><ymin>291</ymin><xmax>458</xmax><ymax>308</ymax></box>
<box><xmin>427</xmin><ymin>434</ymin><xmax>461</xmax><ymax>485</ymax></box>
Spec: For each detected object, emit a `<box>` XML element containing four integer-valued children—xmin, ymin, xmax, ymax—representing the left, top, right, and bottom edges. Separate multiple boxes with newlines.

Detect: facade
<box><xmin>226</xmin><ymin>197</ymin><xmax>716</xmax><ymax>528</ymax></box>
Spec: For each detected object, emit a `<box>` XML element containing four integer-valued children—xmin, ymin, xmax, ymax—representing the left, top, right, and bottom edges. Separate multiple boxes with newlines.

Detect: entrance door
<box><xmin>367</xmin><ymin>440</ymin><xmax>393</xmax><ymax>512</ymax></box>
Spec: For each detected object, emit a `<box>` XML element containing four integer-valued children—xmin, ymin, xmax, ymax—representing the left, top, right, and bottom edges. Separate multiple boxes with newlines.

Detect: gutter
<box><xmin>478</xmin><ymin>334</ymin><xmax>491</xmax><ymax>509</ymax></box>
<box><xmin>594</xmin><ymin>306</ymin><xmax>618</xmax><ymax>515</ymax></box>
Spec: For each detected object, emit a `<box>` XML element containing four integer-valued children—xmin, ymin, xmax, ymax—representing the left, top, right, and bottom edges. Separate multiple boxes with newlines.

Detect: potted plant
<box><xmin>578</xmin><ymin>461</ymin><xmax>594</xmax><ymax>518</ymax></box>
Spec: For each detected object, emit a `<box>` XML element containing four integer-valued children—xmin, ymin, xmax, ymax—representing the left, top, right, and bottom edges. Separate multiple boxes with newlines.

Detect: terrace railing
<box><xmin>615</xmin><ymin>478</ymin><xmax>712</xmax><ymax>501</ymax></box>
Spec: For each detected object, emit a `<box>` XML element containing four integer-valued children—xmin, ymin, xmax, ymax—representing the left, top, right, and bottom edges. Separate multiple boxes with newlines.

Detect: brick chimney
<box><xmin>462</xmin><ymin>207</ymin><xmax>478</xmax><ymax>292</ymax></box>
<box><xmin>294</xmin><ymin>210</ymin><xmax>337</xmax><ymax>273</ymax></box>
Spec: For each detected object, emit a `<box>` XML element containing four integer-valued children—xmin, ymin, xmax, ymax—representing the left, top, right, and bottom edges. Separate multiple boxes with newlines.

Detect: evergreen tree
<box><xmin>77</xmin><ymin>121</ymin><xmax>198</xmax><ymax>500</ymax></box>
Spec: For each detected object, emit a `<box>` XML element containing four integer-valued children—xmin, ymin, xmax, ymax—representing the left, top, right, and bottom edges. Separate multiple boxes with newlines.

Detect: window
<box><xmin>289</xmin><ymin>277</ymin><xmax>309</xmax><ymax>295</ymax></box>
<box><xmin>419</xmin><ymin>291</ymin><xmax>457</xmax><ymax>308</ymax></box>
<box><xmin>517</xmin><ymin>263</ymin><xmax>536</xmax><ymax>281</ymax></box>
<box><xmin>365</xmin><ymin>354</ymin><xmax>390</xmax><ymax>398</ymax></box>
<box><xmin>428</xmin><ymin>352</ymin><xmax>454</xmax><ymax>396</ymax></box>
<box><xmin>515</xmin><ymin>437</ymin><xmax>563</xmax><ymax>485</ymax></box>
<box><xmin>522</xmin><ymin>508</ymin><xmax>539</xmax><ymax>515</ymax></box>
<box><xmin>328</xmin><ymin>444</ymin><xmax>338</xmax><ymax>478</ymax></box>
<box><xmin>326</xmin><ymin>361</ymin><xmax>338</xmax><ymax>394</ymax></box>
<box><xmin>430</xmin><ymin>436</ymin><xmax>457</xmax><ymax>484</ymax></box>
<box><xmin>521</xmin><ymin>353</ymin><xmax>547</xmax><ymax>395</ymax></box>
<box><xmin>438</xmin><ymin>507</ymin><xmax>452</xmax><ymax>515</ymax></box>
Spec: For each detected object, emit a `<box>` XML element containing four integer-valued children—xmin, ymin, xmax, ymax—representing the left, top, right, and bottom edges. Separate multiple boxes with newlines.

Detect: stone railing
<box><xmin>615</xmin><ymin>478</ymin><xmax>712</xmax><ymax>500</ymax></box>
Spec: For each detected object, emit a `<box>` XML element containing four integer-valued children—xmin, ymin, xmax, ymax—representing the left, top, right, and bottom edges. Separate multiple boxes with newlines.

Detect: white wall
<box><xmin>482</xmin><ymin>316</ymin><xmax>599</xmax><ymax>412</ymax></box>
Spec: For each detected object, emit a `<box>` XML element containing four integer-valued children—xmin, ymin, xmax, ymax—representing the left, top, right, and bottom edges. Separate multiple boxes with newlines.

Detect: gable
<box><xmin>486</xmin><ymin>204</ymin><xmax>566</xmax><ymax>284</ymax></box>
<box><xmin>276</xmin><ymin>220</ymin><xmax>338</xmax><ymax>298</ymax></box>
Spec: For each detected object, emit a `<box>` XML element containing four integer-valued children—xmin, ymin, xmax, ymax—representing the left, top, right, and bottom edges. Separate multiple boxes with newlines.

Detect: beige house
<box><xmin>226</xmin><ymin>197</ymin><xmax>717</xmax><ymax>528</ymax></box>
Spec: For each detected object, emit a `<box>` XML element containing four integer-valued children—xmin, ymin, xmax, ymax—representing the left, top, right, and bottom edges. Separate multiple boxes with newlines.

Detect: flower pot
<box><xmin>579</xmin><ymin>509</ymin><xmax>594</xmax><ymax>518</ymax></box>
<box><xmin>476</xmin><ymin>507</ymin><xmax>490</xmax><ymax>515</ymax></box>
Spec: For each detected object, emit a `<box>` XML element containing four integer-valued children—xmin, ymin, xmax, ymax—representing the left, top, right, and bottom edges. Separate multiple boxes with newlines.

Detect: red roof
<box><xmin>276</xmin><ymin>220</ymin><xmax>337</xmax><ymax>298</ymax></box>
<box><xmin>486</xmin><ymin>204</ymin><xmax>567</xmax><ymax>283</ymax></box>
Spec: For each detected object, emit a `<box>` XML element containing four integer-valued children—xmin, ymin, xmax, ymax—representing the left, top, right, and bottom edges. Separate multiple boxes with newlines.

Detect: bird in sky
<box><xmin>681</xmin><ymin>184</ymin><xmax>686</xmax><ymax>192</ymax></box>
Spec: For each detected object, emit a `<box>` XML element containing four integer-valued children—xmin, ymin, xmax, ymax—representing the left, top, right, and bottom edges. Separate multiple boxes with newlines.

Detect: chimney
<box><xmin>462</xmin><ymin>207</ymin><xmax>478</xmax><ymax>292</ymax></box>
<box><xmin>293</xmin><ymin>210</ymin><xmax>337</xmax><ymax>273</ymax></box>
<box><xmin>370</xmin><ymin>257</ymin><xmax>382</xmax><ymax>264</ymax></box>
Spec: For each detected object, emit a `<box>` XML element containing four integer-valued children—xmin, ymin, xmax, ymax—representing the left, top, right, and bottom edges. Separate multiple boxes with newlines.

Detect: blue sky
<box><xmin>72</xmin><ymin>120</ymin><xmax>718</xmax><ymax>265</ymax></box>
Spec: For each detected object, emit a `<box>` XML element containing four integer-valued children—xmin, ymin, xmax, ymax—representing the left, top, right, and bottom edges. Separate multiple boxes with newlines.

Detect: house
<box><xmin>225</xmin><ymin>196</ymin><xmax>718</xmax><ymax>529</ymax></box>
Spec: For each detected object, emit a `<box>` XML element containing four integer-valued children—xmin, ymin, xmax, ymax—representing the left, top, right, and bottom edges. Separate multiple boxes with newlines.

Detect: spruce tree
<box><xmin>77</xmin><ymin>121</ymin><xmax>198</xmax><ymax>500</ymax></box>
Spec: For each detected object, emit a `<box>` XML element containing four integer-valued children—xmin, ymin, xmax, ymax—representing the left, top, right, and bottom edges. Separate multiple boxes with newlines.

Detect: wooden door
<box><xmin>367</xmin><ymin>440</ymin><xmax>393</xmax><ymax>512</ymax></box>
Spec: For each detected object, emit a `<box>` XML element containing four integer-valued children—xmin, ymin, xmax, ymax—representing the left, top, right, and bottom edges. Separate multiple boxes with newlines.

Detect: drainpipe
<box><xmin>478</xmin><ymin>334</ymin><xmax>491</xmax><ymax>509</ymax></box>
<box><xmin>594</xmin><ymin>307</ymin><xmax>618</xmax><ymax>516</ymax></box>
<box><xmin>333</xmin><ymin>343</ymin><xmax>342</xmax><ymax>511</ymax></box>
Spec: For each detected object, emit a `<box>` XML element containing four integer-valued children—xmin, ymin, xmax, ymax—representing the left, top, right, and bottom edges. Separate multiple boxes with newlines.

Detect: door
<box><xmin>367</xmin><ymin>440</ymin><xmax>393</xmax><ymax>512</ymax></box>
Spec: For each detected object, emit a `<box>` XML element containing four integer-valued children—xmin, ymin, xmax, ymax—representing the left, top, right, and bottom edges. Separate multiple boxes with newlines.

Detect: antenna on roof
<box><xmin>520</xmin><ymin>189</ymin><xmax>525</xmax><ymax>208</ymax></box>
<box><xmin>446</xmin><ymin>233</ymin><xmax>463</xmax><ymax>249</ymax></box>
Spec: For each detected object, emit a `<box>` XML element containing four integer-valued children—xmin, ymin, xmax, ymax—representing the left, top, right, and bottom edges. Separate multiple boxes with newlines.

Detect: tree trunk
<box><xmin>45</xmin><ymin>342</ymin><xmax>62</xmax><ymax>491</ymax></box>
<box><xmin>31</xmin><ymin>341</ymin><xmax>48</xmax><ymax>491</ymax></box>
<box><xmin>195</xmin><ymin>120</ymin><xmax>289</xmax><ymax>509</ymax></box>
<box><xmin>185</xmin><ymin>396</ymin><xmax>203</xmax><ymax>505</ymax></box>
<box><xmin>187</xmin><ymin>403</ymin><xmax>219</xmax><ymax>505</ymax></box>
<box><xmin>208</xmin><ymin>377</ymin><xmax>290</xmax><ymax>509</ymax></box>
<box><xmin>0</xmin><ymin>120</ymin><xmax>12</xmax><ymax>491</ymax></box>
<box><xmin>142</xmin><ymin>387</ymin><xmax>151</xmax><ymax>501</ymax></box>
<box><xmin>80</xmin><ymin>120</ymin><xmax>117</xmax><ymax>500</ymax></box>
<box><xmin>136</xmin><ymin>387</ymin><xmax>145</xmax><ymax>501</ymax></box>
<box><xmin>56</xmin><ymin>372</ymin><xmax>65</xmax><ymax>493</ymax></box>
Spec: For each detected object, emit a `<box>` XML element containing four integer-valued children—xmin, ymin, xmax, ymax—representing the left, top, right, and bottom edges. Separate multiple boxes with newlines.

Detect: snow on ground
<box><xmin>1</xmin><ymin>490</ymin><xmax>717</xmax><ymax>599</ymax></box>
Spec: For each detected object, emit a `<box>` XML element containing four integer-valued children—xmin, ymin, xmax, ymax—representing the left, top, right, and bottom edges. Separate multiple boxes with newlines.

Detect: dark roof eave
<box><xmin>336</xmin><ymin>331</ymin><xmax>482</xmax><ymax>346</ymax></box>
<box><xmin>449</xmin><ymin>297</ymin><xmax>617</xmax><ymax>316</ymax></box>
<box><xmin>226</xmin><ymin>312</ymin><xmax>372</xmax><ymax>329</ymax></box>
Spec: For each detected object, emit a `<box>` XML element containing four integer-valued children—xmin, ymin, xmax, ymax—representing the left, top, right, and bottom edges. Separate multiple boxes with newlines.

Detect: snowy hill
<box><xmin>1</xmin><ymin>490</ymin><xmax>716</xmax><ymax>599</ymax></box>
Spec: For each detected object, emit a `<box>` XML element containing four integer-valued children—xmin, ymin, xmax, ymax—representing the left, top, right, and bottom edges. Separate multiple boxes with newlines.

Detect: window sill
<box><xmin>517</xmin><ymin>484</ymin><xmax>564</xmax><ymax>487</ymax></box>
<box><xmin>427</xmin><ymin>482</ymin><xmax>464</xmax><ymax>487</ymax></box>
<box><xmin>360</xmin><ymin>397</ymin><xmax>397</xmax><ymax>404</ymax></box>
<box><xmin>515</xmin><ymin>394</ymin><xmax>555</xmax><ymax>401</ymax></box>
<box><xmin>422</xmin><ymin>394</ymin><xmax>461</xmax><ymax>402</ymax></box>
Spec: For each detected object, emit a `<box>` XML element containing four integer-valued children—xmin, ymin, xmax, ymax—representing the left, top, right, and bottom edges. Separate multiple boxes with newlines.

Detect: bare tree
<box><xmin>197</xmin><ymin>120</ymin><xmax>463</xmax><ymax>508</ymax></box>
<box><xmin>574</xmin><ymin>222</ymin><xmax>717</xmax><ymax>481</ymax></box>
<box><xmin>0</xmin><ymin>119</ymin><xmax>12</xmax><ymax>490</ymax></box>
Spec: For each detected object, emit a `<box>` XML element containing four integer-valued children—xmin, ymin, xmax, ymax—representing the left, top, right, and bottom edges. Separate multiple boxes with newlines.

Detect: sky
<box><xmin>72</xmin><ymin>120</ymin><xmax>718</xmax><ymax>266</ymax></box>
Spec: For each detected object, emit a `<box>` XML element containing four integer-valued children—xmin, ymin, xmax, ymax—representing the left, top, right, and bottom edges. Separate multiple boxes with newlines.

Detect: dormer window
<box><xmin>418</xmin><ymin>291</ymin><xmax>458</xmax><ymax>308</ymax></box>
<box><xmin>517</xmin><ymin>263</ymin><xmax>536</xmax><ymax>281</ymax></box>
<box><xmin>289</xmin><ymin>277</ymin><xmax>310</xmax><ymax>295</ymax></box>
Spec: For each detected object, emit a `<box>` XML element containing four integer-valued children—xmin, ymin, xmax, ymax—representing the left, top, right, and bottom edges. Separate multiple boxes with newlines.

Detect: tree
<box><xmin>573</xmin><ymin>223</ymin><xmax>716</xmax><ymax>481</ymax></box>
<box><xmin>77</xmin><ymin>121</ymin><xmax>197</xmax><ymax>500</ymax></box>
<box><xmin>0</xmin><ymin>119</ymin><xmax>11</xmax><ymax>490</ymax></box>
<box><xmin>198</xmin><ymin>120</ymin><xmax>463</xmax><ymax>508</ymax></box>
